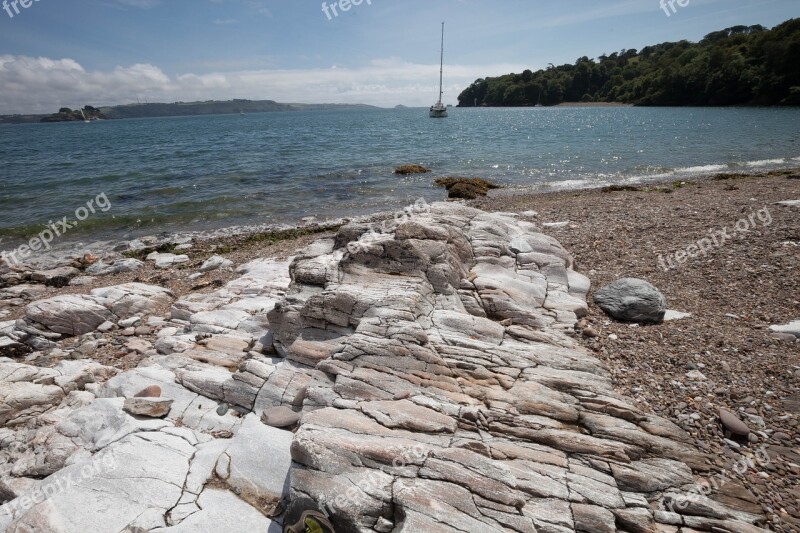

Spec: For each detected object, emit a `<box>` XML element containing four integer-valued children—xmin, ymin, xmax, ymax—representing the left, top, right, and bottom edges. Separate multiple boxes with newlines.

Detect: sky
<box><xmin>0</xmin><ymin>0</ymin><xmax>797</xmax><ymax>113</ymax></box>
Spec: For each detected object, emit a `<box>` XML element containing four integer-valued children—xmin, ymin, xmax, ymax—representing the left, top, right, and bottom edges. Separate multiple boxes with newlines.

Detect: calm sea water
<box><xmin>1</xmin><ymin>107</ymin><xmax>798</xmax><ymax>247</ymax></box>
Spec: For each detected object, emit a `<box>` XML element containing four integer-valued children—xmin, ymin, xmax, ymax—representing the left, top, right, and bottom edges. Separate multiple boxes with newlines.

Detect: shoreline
<box><xmin>2</xmin><ymin>165</ymin><xmax>799</xmax><ymax>267</ymax></box>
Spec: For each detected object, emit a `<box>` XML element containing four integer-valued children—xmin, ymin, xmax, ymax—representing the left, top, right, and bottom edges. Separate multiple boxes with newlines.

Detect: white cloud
<box><xmin>0</xmin><ymin>55</ymin><xmax>527</xmax><ymax>113</ymax></box>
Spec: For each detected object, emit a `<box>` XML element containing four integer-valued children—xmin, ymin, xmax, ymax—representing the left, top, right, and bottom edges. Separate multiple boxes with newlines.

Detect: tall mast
<box><xmin>438</xmin><ymin>22</ymin><xmax>445</xmax><ymax>105</ymax></box>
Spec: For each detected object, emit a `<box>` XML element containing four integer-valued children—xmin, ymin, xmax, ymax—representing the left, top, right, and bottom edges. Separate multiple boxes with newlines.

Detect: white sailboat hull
<box><xmin>429</xmin><ymin>106</ymin><xmax>448</xmax><ymax>118</ymax></box>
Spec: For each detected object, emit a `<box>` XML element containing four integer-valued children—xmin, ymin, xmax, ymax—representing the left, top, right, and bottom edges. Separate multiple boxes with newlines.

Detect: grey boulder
<box><xmin>593</xmin><ymin>278</ymin><xmax>667</xmax><ymax>324</ymax></box>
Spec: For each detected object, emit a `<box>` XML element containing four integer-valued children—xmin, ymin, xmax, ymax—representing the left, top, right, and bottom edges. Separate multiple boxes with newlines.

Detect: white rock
<box><xmin>664</xmin><ymin>310</ymin><xmax>692</xmax><ymax>321</ymax></box>
<box><xmin>157</xmin><ymin>488</ymin><xmax>277</xmax><ymax>532</ymax></box>
<box><xmin>770</xmin><ymin>320</ymin><xmax>800</xmax><ymax>339</ymax></box>
<box><xmin>25</xmin><ymin>294</ymin><xmax>114</xmax><ymax>336</ymax></box>
<box><xmin>199</xmin><ymin>255</ymin><xmax>233</xmax><ymax>273</ymax></box>
<box><xmin>118</xmin><ymin>316</ymin><xmax>142</xmax><ymax>328</ymax></box>
<box><xmin>685</xmin><ymin>370</ymin><xmax>707</xmax><ymax>381</ymax></box>
<box><xmin>3</xmin><ymin>431</ymin><xmax>194</xmax><ymax>531</ymax></box>
<box><xmin>224</xmin><ymin>414</ymin><xmax>293</xmax><ymax>516</ymax></box>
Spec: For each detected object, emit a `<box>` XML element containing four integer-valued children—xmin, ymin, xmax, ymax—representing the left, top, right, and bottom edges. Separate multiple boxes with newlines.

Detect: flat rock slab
<box><xmin>156</xmin><ymin>488</ymin><xmax>279</xmax><ymax>532</ymax></box>
<box><xmin>25</xmin><ymin>294</ymin><xmax>114</xmax><ymax>336</ymax></box>
<box><xmin>2</xmin><ymin>431</ymin><xmax>193</xmax><ymax>531</ymax></box>
<box><xmin>224</xmin><ymin>414</ymin><xmax>293</xmax><ymax>517</ymax></box>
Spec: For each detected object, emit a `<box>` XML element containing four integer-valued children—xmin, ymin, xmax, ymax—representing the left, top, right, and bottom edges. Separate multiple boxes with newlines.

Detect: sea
<box><xmin>1</xmin><ymin>106</ymin><xmax>798</xmax><ymax>249</ymax></box>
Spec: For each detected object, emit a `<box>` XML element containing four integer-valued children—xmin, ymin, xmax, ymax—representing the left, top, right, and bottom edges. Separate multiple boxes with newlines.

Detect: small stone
<box><xmin>663</xmin><ymin>310</ymin><xmax>691</xmax><ymax>321</ymax></box>
<box><xmin>260</xmin><ymin>406</ymin><xmax>301</xmax><ymax>429</ymax></box>
<box><xmin>543</xmin><ymin>221</ymin><xmax>570</xmax><ymax>229</ymax></box>
<box><xmin>686</xmin><ymin>370</ymin><xmax>706</xmax><ymax>381</ymax></box>
<box><xmin>121</xmin><ymin>327</ymin><xmax>135</xmax><ymax>336</ymax></box>
<box><xmin>719</xmin><ymin>407</ymin><xmax>750</xmax><ymax>436</ymax></box>
<box><xmin>97</xmin><ymin>321</ymin><xmax>116</xmax><ymax>333</ymax></box>
<box><xmin>374</xmin><ymin>518</ymin><xmax>394</xmax><ymax>533</ymax></box>
<box><xmin>118</xmin><ymin>316</ymin><xmax>142</xmax><ymax>328</ymax></box>
<box><xmin>134</xmin><ymin>326</ymin><xmax>152</xmax><ymax>336</ymax></box>
<box><xmin>135</xmin><ymin>385</ymin><xmax>162</xmax><ymax>398</ymax></box>
<box><xmin>123</xmin><ymin>397</ymin><xmax>173</xmax><ymax>418</ymax></box>
<box><xmin>199</xmin><ymin>255</ymin><xmax>233</xmax><ymax>273</ymax></box>
<box><xmin>583</xmin><ymin>327</ymin><xmax>600</xmax><ymax>338</ymax></box>
<box><xmin>216</xmin><ymin>403</ymin><xmax>229</xmax><ymax>416</ymax></box>
<box><xmin>773</xmin><ymin>432</ymin><xmax>791</xmax><ymax>441</ymax></box>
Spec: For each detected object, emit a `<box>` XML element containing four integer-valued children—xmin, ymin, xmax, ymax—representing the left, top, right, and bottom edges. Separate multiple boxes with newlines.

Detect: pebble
<box><xmin>719</xmin><ymin>407</ymin><xmax>751</xmax><ymax>436</ymax></box>
<box><xmin>118</xmin><ymin>317</ymin><xmax>142</xmax><ymax>328</ymax></box>
<box><xmin>135</xmin><ymin>385</ymin><xmax>162</xmax><ymax>398</ymax></box>
<box><xmin>260</xmin><ymin>406</ymin><xmax>301</xmax><ymax>429</ymax></box>
<box><xmin>686</xmin><ymin>370</ymin><xmax>707</xmax><ymax>381</ymax></box>
<box><xmin>216</xmin><ymin>403</ymin><xmax>229</xmax><ymax>416</ymax></box>
<box><xmin>582</xmin><ymin>327</ymin><xmax>599</xmax><ymax>338</ymax></box>
<box><xmin>97</xmin><ymin>321</ymin><xmax>116</xmax><ymax>333</ymax></box>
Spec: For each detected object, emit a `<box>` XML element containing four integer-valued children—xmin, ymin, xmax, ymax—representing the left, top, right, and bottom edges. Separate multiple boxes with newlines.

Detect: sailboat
<box><xmin>80</xmin><ymin>109</ymin><xmax>90</xmax><ymax>123</ymax></box>
<box><xmin>429</xmin><ymin>22</ymin><xmax>448</xmax><ymax>118</ymax></box>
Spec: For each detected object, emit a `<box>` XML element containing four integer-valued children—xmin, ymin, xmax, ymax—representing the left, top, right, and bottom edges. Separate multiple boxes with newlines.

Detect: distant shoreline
<box><xmin>0</xmin><ymin>101</ymin><xmax>381</xmax><ymax>124</ymax></box>
<box><xmin>555</xmin><ymin>102</ymin><xmax>633</xmax><ymax>107</ymax></box>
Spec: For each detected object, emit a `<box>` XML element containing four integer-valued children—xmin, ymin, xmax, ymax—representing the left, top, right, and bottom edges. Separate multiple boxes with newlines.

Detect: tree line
<box><xmin>457</xmin><ymin>18</ymin><xmax>800</xmax><ymax>107</ymax></box>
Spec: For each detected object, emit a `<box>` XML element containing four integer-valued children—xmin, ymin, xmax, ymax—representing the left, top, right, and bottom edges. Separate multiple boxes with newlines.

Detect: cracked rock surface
<box><xmin>0</xmin><ymin>203</ymin><xmax>771</xmax><ymax>532</ymax></box>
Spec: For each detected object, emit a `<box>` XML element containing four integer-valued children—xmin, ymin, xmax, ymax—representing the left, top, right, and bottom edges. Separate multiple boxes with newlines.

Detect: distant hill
<box><xmin>100</xmin><ymin>100</ymin><xmax>379</xmax><ymax>119</ymax></box>
<box><xmin>0</xmin><ymin>99</ymin><xmax>380</xmax><ymax>124</ymax></box>
<box><xmin>458</xmin><ymin>18</ymin><xmax>800</xmax><ymax>107</ymax></box>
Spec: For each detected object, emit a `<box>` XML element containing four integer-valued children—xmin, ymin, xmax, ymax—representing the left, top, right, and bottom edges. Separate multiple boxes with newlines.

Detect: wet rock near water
<box><xmin>435</xmin><ymin>177</ymin><xmax>501</xmax><ymax>200</ymax></box>
<box><xmin>393</xmin><ymin>164</ymin><xmax>431</xmax><ymax>175</ymax></box>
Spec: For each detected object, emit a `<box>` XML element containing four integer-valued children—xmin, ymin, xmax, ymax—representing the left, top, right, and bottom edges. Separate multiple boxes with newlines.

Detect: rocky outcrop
<box><xmin>262</xmin><ymin>204</ymin><xmax>765</xmax><ymax>532</ymax></box>
<box><xmin>0</xmin><ymin>203</ymin><xmax>770</xmax><ymax>532</ymax></box>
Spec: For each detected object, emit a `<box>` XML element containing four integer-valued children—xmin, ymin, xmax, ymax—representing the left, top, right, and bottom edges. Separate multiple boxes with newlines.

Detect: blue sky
<box><xmin>0</xmin><ymin>0</ymin><xmax>797</xmax><ymax>113</ymax></box>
